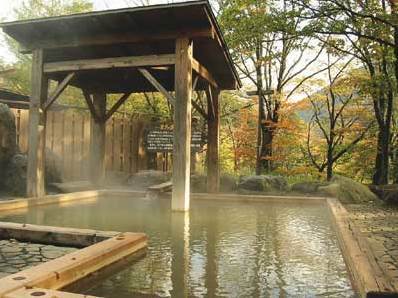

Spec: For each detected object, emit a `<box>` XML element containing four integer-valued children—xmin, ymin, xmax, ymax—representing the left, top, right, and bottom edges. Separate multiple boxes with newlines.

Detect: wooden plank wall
<box><xmin>12</xmin><ymin>109</ymin><xmax>150</xmax><ymax>181</ymax></box>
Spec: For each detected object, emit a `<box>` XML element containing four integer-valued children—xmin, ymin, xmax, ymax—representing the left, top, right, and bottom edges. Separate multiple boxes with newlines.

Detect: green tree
<box><xmin>218</xmin><ymin>0</ymin><xmax>327</xmax><ymax>175</ymax></box>
<box><xmin>1</xmin><ymin>0</ymin><xmax>92</xmax><ymax>100</ymax></box>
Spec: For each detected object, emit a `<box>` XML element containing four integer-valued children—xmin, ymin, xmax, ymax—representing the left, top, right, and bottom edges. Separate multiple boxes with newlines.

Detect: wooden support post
<box><xmin>206</xmin><ymin>86</ymin><xmax>220</xmax><ymax>193</ymax></box>
<box><xmin>27</xmin><ymin>49</ymin><xmax>48</xmax><ymax>198</ymax></box>
<box><xmin>172</xmin><ymin>38</ymin><xmax>193</xmax><ymax>211</ymax></box>
<box><xmin>89</xmin><ymin>92</ymin><xmax>106</xmax><ymax>186</ymax></box>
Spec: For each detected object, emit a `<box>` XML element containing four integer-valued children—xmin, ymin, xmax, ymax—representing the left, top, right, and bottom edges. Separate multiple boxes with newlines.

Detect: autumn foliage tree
<box><xmin>304</xmin><ymin>60</ymin><xmax>374</xmax><ymax>180</ymax></box>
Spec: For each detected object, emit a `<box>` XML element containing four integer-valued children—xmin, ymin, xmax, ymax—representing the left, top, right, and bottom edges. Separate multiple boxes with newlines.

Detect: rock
<box><xmin>318</xmin><ymin>175</ymin><xmax>378</xmax><ymax>203</ymax></box>
<box><xmin>291</xmin><ymin>181</ymin><xmax>328</xmax><ymax>194</ymax></box>
<box><xmin>0</xmin><ymin>104</ymin><xmax>16</xmax><ymax>169</ymax></box>
<box><xmin>3</xmin><ymin>150</ymin><xmax>63</xmax><ymax>196</ymax></box>
<box><xmin>238</xmin><ymin>175</ymin><xmax>288</xmax><ymax>193</ymax></box>
<box><xmin>4</xmin><ymin>154</ymin><xmax>27</xmax><ymax>196</ymax></box>
<box><xmin>127</xmin><ymin>170</ymin><xmax>170</xmax><ymax>190</ymax></box>
<box><xmin>220</xmin><ymin>175</ymin><xmax>237</xmax><ymax>193</ymax></box>
<box><xmin>190</xmin><ymin>174</ymin><xmax>206</xmax><ymax>193</ymax></box>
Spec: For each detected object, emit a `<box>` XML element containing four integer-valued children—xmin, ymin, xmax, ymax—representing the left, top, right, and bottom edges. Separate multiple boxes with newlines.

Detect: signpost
<box><xmin>146</xmin><ymin>129</ymin><xmax>205</xmax><ymax>152</ymax></box>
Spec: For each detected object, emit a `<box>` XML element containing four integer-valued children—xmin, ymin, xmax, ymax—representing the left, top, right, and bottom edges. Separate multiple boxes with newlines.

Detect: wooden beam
<box><xmin>89</xmin><ymin>92</ymin><xmax>106</xmax><ymax>185</ymax></box>
<box><xmin>138</xmin><ymin>68</ymin><xmax>175</xmax><ymax>107</ymax></box>
<box><xmin>82</xmin><ymin>91</ymin><xmax>100</xmax><ymax>122</ymax></box>
<box><xmin>192</xmin><ymin>58</ymin><xmax>218</xmax><ymax>88</ymax></box>
<box><xmin>27</xmin><ymin>49</ymin><xmax>48</xmax><ymax>198</ymax></box>
<box><xmin>0</xmin><ymin>221</ymin><xmax>117</xmax><ymax>248</ymax></box>
<box><xmin>247</xmin><ymin>89</ymin><xmax>274</xmax><ymax>96</ymax></box>
<box><xmin>44</xmin><ymin>72</ymin><xmax>75</xmax><ymax>110</ymax></box>
<box><xmin>6</xmin><ymin>287</ymin><xmax>99</xmax><ymax>298</ymax></box>
<box><xmin>207</xmin><ymin>87</ymin><xmax>220</xmax><ymax>193</ymax></box>
<box><xmin>172</xmin><ymin>37</ymin><xmax>193</xmax><ymax>212</ymax></box>
<box><xmin>192</xmin><ymin>75</ymin><xmax>199</xmax><ymax>91</ymax></box>
<box><xmin>0</xmin><ymin>233</ymin><xmax>147</xmax><ymax>296</ymax></box>
<box><xmin>191</xmin><ymin>76</ymin><xmax>208</xmax><ymax>119</ymax></box>
<box><xmin>44</xmin><ymin>54</ymin><xmax>176</xmax><ymax>73</ymax></box>
<box><xmin>192</xmin><ymin>99</ymin><xmax>208</xmax><ymax>119</ymax></box>
<box><xmin>21</xmin><ymin>28</ymin><xmax>214</xmax><ymax>53</ymax></box>
<box><xmin>104</xmin><ymin>93</ymin><xmax>131</xmax><ymax>122</ymax></box>
<box><xmin>205</xmin><ymin>84</ymin><xmax>215</xmax><ymax>120</ymax></box>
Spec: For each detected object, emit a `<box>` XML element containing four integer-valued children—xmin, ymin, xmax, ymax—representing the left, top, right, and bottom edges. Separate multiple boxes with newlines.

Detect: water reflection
<box><xmin>0</xmin><ymin>197</ymin><xmax>355</xmax><ymax>297</ymax></box>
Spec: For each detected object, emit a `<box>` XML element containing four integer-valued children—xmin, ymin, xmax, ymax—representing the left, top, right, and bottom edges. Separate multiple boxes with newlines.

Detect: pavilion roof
<box><xmin>0</xmin><ymin>1</ymin><xmax>240</xmax><ymax>93</ymax></box>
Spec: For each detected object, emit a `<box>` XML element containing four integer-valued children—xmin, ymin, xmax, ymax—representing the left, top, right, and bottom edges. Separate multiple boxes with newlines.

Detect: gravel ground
<box><xmin>0</xmin><ymin>239</ymin><xmax>77</xmax><ymax>278</ymax></box>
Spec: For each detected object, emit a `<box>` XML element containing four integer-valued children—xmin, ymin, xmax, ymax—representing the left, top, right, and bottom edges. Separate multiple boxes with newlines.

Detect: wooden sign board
<box><xmin>146</xmin><ymin>129</ymin><xmax>204</xmax><ymax>152</ymax></box>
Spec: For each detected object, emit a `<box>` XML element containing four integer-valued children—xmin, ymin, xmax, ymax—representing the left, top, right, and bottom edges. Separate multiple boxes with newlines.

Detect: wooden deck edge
<box><xmin>0</xmin><ymin>191</ymin><xmax>101</xmax><ymax>213</ymax></box>
<box><xmin>326</xmin><ymin>198</ymin><xmax>397</xmax><ymax>297</ymax></box>
<box><xmin>5</xmin><ymin>287</ymin><xmax>100</xmax><ymax>298</ymax></box>
<box><xmin>192</xmin><ymin>192</ymin><xmax>327</xmax><ymax>203</ymax></box>
<box><xmin>0</xmin><ymin>232</ymin><xmax>147</xmax><ymax>297</ymax></box>
<box><xmin>0</xmin><ymin>222</ymin><xmax>119</xmax><ymax>247</ymax></box>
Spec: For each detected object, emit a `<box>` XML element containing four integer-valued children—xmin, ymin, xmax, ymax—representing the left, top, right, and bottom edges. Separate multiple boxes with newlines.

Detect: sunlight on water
<box><xmin>0</xmin><ymin>197</ymin><xmax>355</xmax><ymax>297</ymax></box>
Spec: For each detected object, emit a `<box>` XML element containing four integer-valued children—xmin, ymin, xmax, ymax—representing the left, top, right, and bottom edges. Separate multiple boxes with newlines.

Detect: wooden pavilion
<box><xmin>0</xmin><ymin>0</ymin><xmax>240</xmax><ymax>211</ymax></box>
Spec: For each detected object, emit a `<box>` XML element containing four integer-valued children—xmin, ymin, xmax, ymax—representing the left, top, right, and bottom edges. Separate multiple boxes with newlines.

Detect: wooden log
<box><xmin>191</xmin><ymin>58</ymin><xmax>218</xmax><ymax>88</ymax></box>
<box><xmin>44</xmin><ymin>54</ymin><xmax>176</xmax><ymax>73</ymax></box>
<box><xmin>89</xmin><ymin>92</ymin><xmax>106</xmax><ymax>185</ymax></box>
<box><xmin>172</xmin><ymin>38</ymin><xmax>193</xmax><ymax>211</ymax></box>
<box><xmin>206</xmin><ymin>87</ymin><xmax>220</xmax><ymax>193</ymax></box>
<box><xmin>44</xmin><ymin>72</ymin><xmax>75</xmax><ymax>110</ymax></box>
<box><xmin>21</xmin><ymin>28</ymin><xmax>214</xmax><ymax>53</ymax></box>
<box><xmin>5</xmin><ymin>287</ymin><xmax>99</xmax><ymax>298</ymax></box>
<box><xmin>0</xmin><ymin>221</ymin><xmax>117</xmax><ymax>248</ymax></box>
<box><xmin>104</xmin><ymin>93</ymin><xmax>131</xmax><ymax>122</ymax></box>
<box><xmin>0</xmin><ymin>232</ymin><xmax>147</xmax><ymax>296</ymax></box>
<box><xmin>138</xmin><ymin>68</ymin><xmax>175</xmax><ymax>106</ymax></box>
<box><xmin>27</xmin><ymin>49</ymin><xmax>48</xmax><ymax>198</ymax></box>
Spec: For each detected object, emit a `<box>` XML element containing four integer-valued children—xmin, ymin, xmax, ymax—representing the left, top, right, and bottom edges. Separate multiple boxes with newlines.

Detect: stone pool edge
<box><xmin>326</xmin><ymin>198</ymin><xmax>398</xmax><ymax>297</ymax></box>
<box><xmin>0</xmin><ymin>189</ymin><xmax>396</xmax><ymax>297</ymax></box>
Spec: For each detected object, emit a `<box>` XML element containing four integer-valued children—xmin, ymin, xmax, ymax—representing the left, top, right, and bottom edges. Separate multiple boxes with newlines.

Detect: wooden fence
<box><xmin>12</xmin><ymin>108</ymin><xmax>153</xmax><ymax>181</ymax></box>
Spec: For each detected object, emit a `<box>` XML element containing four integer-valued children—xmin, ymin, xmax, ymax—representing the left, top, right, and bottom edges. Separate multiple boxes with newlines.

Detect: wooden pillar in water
<box><xmin>27</xmin><ymin>49</ymin><xmax>48</xmax><ymax>198</ymax></box>
<box><xmin>172</xmin><ymin>38</ymin><xmax>193</xmax><ymax>211</ymax></box>
<box><xmin>89</xmin><ymin>92</ymin><xmax>106</xmax><ymax>186</ymax></box>
<box><xmin>206</xmin><ymin>87</ymin><xmax>220</xmax><ymax>193</ymax></box>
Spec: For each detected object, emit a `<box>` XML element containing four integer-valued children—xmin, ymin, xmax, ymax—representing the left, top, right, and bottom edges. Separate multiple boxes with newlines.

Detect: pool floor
<box><xmin>0</xmin><ymin>197</ymin><xmax>355</xmax><ymax>297</ymax></box>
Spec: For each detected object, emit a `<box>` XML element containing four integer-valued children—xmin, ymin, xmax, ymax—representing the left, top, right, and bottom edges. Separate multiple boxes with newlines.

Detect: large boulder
<box><xmin>291</xmin><ymin>181</ymin><xmax>328</xmax><ymax>194</ymax></box>
<box><xmin>318</xmin><ymin>175</ymin><xmax>378</xmax><ymax>203</ymax></box>
<box><xmin>4</xmin><ymin>154</ymin><xmax>27</xmax><ymax>196</ymax></box>
<box><xmin>127</xmin><ymin>170</ymin><xmax>170</xmax><ymax>190</ymax></box>
<box><xmin>0</xmin><ymin>104</ymin><xmax>16</xmax><ymax>173</ymax></box>
<box><xmin>3</xmin><ymin>150</ymin><xmax>63</xmax><ymax>196</ymax></box>
<box><xmin>220</xmin><ymin>174</ymin><xmax>237</xmax><ymax>193</ymax></box>
<box><xmin>238</xmin><ymin>175</ymin><xmax>288</xmax><ymax>193</ymax></box>
<box><xmin>190</xmin><ymin>174</ymin><xmax>207</xmax><ymax>193</ymax></box>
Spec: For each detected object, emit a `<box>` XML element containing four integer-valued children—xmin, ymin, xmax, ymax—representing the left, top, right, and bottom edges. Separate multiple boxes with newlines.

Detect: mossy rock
<box><xmin>290</xmin><ymin>181</ymin><xmax>328</xmax><ymax>194</ymax></box>
<box><xmin>220</xmin><ymin>174</ymin><xmax>237</xmax><ymax>193</ymax></box>
<box><xmin>318</xmin><ymin>175</ymin><xmax>378</xmax><ymax>204</ymax></box>
<box><xmin>238</xmin><ymin>175</ymin><xmax>288</xmax><ymax>193</ymax></box>
<box><xmin>190</xmin><ymin>174</ymin><xmax>207</xmax><ymax>193</ymax></box>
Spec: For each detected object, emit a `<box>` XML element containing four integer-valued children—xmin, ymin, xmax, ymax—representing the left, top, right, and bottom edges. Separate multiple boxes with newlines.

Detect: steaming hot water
<box><xmin>0</xmin><ymin>196</ymin><xmax>355</xmax><ymax>297</ymax></box>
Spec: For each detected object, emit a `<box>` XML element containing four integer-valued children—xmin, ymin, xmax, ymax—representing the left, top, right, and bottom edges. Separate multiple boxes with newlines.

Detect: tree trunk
<box><xmin>373</xmin><ymin>126</ymin><xmax>390</xmax><ymax>185</ymax></box>
<box><xmin>260</xmin><ymin>122</ymin><xmax>273</xmax><ymax>173</ymax></box>
<box><xmin>326</xmin><ymin>146</ymin><xmax>333</xmax><ymax>181</ymax></box>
